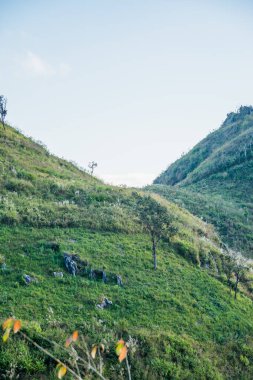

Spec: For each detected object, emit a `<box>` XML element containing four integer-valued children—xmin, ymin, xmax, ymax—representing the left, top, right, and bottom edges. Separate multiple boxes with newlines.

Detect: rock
<box><xmin>96</xmin><ymin>297</ymin><xmax>113</xmax><ymax>309</ymax></box>
<box><xmin>90</xmin><ymin>269</ymin><xmax>107</xmax><ymax>283</ymax></box>
<box><xmin>24</xmin><ymin>274</ymin><xmax>32</xmax><ymax>284</ymax></box>
<box><xmin>53</xmin><ymin>271</ymin><xmax>64</xmax><ymax>278</ymax></box>
<box><xmin>11</xmin><ymin>166</ymin><xmax>17</xmax><ymax>175</ymax></box>
<box><xmin>64</xmin><ymin>253</ymin><xmax>89</xmax><ymax>276</ymax></box>
<box><xmin>64</xmin><ymin>253</ymin><xmax>78</xmax><ymax>276</ymax></box>
<box><xmin>116</xmin><ymin>275</ymin><xmax>123</xmax><ymax>287</ymax></box>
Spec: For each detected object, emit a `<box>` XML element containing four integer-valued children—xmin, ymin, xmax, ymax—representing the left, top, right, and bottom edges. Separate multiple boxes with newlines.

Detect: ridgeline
<box><xmin>151</xmin><ymin>106</ymin><xmax>253</xmax><ymax>258</ymax></box>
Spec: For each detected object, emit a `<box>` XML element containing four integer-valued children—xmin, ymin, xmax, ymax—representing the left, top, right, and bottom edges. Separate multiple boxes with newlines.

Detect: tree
<box><xmin>0</xmin><ymin>95</ymin><xmax>7</xmax><ymax>129</ymax></box>
<box><xmin>223</xmin><ymin>250</ymin><xmax>251</xmax><ymax>299</ymax></box>
<box><xmin>133</xmin><ymin>193</ymin><xmax>176</xmax><ymax>270</ymax></box>
<box><xmin>232</xmin><ymin>255</ymin><xmax>250</xmax><ymax>300</ymax></box>
<box><xmin>223</xmin><ymin>255</ymin><xmax>234</xmax><ymax>294</ymax></box>
<box><xmin>88</xmin><ymin>161</ymin><xmax>98</xmax><ymax>175</ymax></box>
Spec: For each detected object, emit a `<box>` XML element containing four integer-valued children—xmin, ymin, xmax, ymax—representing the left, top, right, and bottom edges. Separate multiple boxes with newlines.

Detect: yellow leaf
<box><xmin>2</xmin><ymin>328</ymin><xmax>11</xmax><ymax>343</ymax></box>
<box><xmin>119</xmin><ymin>345</ymin><xmax>128</xmax><ymax>363</ymax></box>
<box><xmin>13</xmin><ymin>320</ymin><xmax>21</xmax><ymax>334</ymax></box>
<box><xmin>2</xmin><ymin>318</ymin><xmax>14</xmax><ymax>331</ymax></box>
<box><xmin>91</xmin><ymin>345</ymin><xmax>98</xmax><ymax>359</ymax></box>
<box><xmin>57</xmin><ymin>365</ymin><xmax>67</xmax><ymax>379</ymax></box>
<box><xmin>116</xmin><ymin>339</ymin><xmax>125</xmax><ymax>356</ymax></box>
<box><xmin>72</xmin><ymin>330</ymin><xmax>78</xmax><ymax>342</ymax></box>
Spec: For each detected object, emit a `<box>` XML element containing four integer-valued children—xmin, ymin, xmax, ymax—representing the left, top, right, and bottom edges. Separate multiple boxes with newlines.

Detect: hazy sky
<box><xmin>1</xmin><ymin>0</ymin><xmax>253</xmax><ymax>186</ymax></box>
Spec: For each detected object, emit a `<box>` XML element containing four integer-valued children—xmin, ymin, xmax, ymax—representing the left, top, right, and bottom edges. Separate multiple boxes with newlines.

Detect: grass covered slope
<box><xmin>1</xmin><ymin>227</ymin><xmax>253</xmax><ymax>380</ymax></box>
<box><xmin>154</xmin><ymin>106</ymin><xmax>253</xmax><ymax>187</ymax></box>
<box><xmin>0</xmin><ymin>123</ymin><xmax>253</xmax><ymax>379</ymax></box>
<box><xmin>0</xmin><ymin>124</ymin><xmax>138</xmax><ymax>232</ymax></box>
<box><xmin>152</xmin><ymin>106</ymin><xmax>253</xmax><ymax>257</ymax></box>
<box><xmin>147</xmin><ymin>184</ymin><xmax>253</xmax><ymax>258</ymax></box>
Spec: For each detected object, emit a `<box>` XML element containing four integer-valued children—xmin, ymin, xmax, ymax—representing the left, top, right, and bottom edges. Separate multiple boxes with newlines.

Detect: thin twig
<box><xmin>38</xmin><ymin>332</ymin><xmax>107</xmax><ymax>380</ymax></box>
<box><xmin>98</xmin><ymin>347</ymin><xmax>103</xmax><ymax>375</ymax></box>
<box><xmin>19</xmin><ymin>331</ymin><xmax>108</xmax><ymax>380</ymax></box>
<box><xmin>126</xmin><ymin>355</ymin><xmax>132</xmax><ymax>380</ymax></box>
<box><xmin>19</xmin><ymin>332</ymin><xmax>82</xmax><ymax>380</ymax></box>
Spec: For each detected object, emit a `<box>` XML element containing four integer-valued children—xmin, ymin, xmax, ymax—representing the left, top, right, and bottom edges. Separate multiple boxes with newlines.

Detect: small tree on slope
<box><xmin>223</xmin><ymin>250</ymin><xmax>252</xmax><ymax>299</ymax></box>
<box><xmin>134</xmin><ymin>193</ymin><xmax>176</xmax><ymax>270</ymax></box>
<box><xmin>0</xmin><ymin>95</ymin><xmax>7</xmax><ymax>129</ymax></box>
<box><xmin>232</xmin><ymin>254</ymin><xmax>251</xmax><ymax>300</ymax></box>
<box><xmin>88</xmin><ymin>161</ymin><xmax>98</xmax><ymax>175</ymax></box>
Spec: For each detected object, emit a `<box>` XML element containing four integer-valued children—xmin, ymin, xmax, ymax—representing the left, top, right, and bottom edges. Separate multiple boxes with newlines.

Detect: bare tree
<box><xmin>0</xmin><ymin>95</ymin><xmax>7</xmax><ymax>129</ymax></box>
<box><xmin>88</xmin><ymin>161</ymin><xmax>98</xmax><ymax>175</ymax></box>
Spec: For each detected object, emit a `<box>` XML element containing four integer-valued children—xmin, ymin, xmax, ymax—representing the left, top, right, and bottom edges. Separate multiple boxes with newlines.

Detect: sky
<box><xmin>1</xmin><ymin>0</ymin><xmax>253</xmax><ymax>186</ymax></box>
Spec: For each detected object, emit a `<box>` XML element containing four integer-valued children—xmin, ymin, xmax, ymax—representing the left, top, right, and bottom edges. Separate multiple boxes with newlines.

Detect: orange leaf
<box><xmin>13</xmin><ymin>320</ymin><xmax>21</xmax><ymax>334</ymax></box>
<box><xmin>91</xmin><ymin>344</ymin><xmax>98</xmax><ymax>359</ymax></box>
<box><xmin>72</xmin><ymin>330</ymin><xmax>78</xmax><ymax>342</ymax></box>
<box><xmin>2</xmin><ymin>318</ymin><xmax>14</xmax><ymax>331</ymax></box>
<box><xmin>65</xmin><ymin>330</ymin><xmax>78</xmax><ymax>347</ymax></box>
<box><xmin>57</xmin><ymin>365</ymin><xmax>67</xmax><ymax>379</ymax></box>
<box><xmin>65</xmin><ymin>336</ymin><xmax>72</xmax><ymax>348</ymax></box>
<box><xmin>116</xmin><ymin>339</ymin><xmax>125</xmax><ymax>356</ymax></box>
<box><xmin>118</xmin><ymin>345</ymin><xmax>128</xmax><ymax>363</ymax></box>
<box><xmin>2</xmin><ymin>328</ymin><xmax>11</xmax><ymax>343</ymax></box>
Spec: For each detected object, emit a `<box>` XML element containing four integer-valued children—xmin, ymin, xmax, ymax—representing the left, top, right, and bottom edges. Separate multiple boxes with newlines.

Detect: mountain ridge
<box><xmin>154</xmin><ymin>106</ymin><xmax>253</xmax><ymax>186</ymax></box>
<box><xmin>151</xmin><ymin>106</ymin><xmax>253</xmax><ymax>257</ymax></box>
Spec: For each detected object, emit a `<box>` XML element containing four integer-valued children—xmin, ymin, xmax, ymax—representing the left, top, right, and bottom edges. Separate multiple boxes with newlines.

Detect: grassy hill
<box><xmin>152</xmin><ymin>106</ymin><xmax>253</xmax><ymax>257</ymax></box>
<box><xmin>1</xmin><ymin>123</ymin><xmax>253</xmax><ymax>379</ymax></box>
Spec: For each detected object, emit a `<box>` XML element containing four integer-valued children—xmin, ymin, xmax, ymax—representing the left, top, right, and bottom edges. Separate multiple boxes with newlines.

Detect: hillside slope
<box><xmin>1</xmin><ymin>123</ymin><xmax>253</xmax><ymax>379</ymax></box>
<box><xmin>152</xmin><ymin>106</ymin><xmax>253</xmax><ymax>257</ymax></box>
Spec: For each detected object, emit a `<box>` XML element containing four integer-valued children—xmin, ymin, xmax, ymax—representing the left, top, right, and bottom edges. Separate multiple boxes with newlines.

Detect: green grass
<box><xmin>1</xmin><ymin>123</ymin><xmax>253</xmax><ymax>379</ymax></box>
<box><xmin>1</xmin><ymin>227</ymin><xmax>253</xmax><ymax>379</ymax></box>
<box><xmin>147</xmin><ymin>183</ymin><xmax>253</xmax><ymax>258</ymax></box>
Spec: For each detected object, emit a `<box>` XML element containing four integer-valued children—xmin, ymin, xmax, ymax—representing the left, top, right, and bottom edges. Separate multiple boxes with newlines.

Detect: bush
<box><xmin>17</xmin><ymin>170</ymin><xmax>35</xmax><ymax>181</ymax></box>
<box><xmin>0</xmin><ymin>199</ymin><xmax>20</xmax><ymax>225</ymax></box>
<box><xmin>0</xmin><ymin>339</ymin><xmax>46</xmax><ymax>376</ymax></box>
<box><xmin>174</xmin><ymin>239</ymin><xmax>200</xmax><ymax>265</ymax></box>
<box><xmin>4</xmin><ymin>179</ymin><xmax>35</xmax><ymax>195</ymax></box>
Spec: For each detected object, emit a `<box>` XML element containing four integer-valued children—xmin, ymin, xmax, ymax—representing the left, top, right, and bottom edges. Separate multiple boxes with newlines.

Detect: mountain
<box><xmin>151</xmin><ymin>106</ymin><xmax>253</xmax><ymax>258</ymax></box>
<box><xmin>1</xmin><ymin>123</ymin><xmax>253</xmax><ymax>379</ymax></box>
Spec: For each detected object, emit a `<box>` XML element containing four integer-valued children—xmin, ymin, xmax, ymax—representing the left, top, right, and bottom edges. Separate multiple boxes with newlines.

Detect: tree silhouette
<box><xmin>88</xmin><ymin>161</ymin><xmax>98</xmax><ymax>175</ymax></box>
<box><xmin>0</xmin><ymin>95</ymin><xmax>7</xmax><ymax>129</ymax></box>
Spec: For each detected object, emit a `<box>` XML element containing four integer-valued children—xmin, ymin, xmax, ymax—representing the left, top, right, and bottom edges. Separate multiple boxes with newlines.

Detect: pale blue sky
<box><xmin>1</xmin><ymin>0</ymin><xmax>253</xmax><ymax>186</ymax></box>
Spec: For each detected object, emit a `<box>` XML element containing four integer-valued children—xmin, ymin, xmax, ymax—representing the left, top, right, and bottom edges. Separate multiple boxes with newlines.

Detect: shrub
<box><xmin>174</xmin><ymin>239</ymin><xmax>200</xmax><ymax>265</ymax></box>
<box><xmin>17</xmin><ymin>170</ymin><xmax>35</xmax><ymax>181</ymax></box>
<box><xmin>4</xmin><ymin>179</ymin><xmax>34</xmax><ymax>195</ymax></box>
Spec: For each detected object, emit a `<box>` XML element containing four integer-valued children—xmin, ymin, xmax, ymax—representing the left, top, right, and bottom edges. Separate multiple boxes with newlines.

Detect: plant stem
<box><xmin>19</xmin><ymin>332</ymin><xmax>82</xmax><ymax>380</ymax></box>
<box><xmin>19</xmin><ymin>331</ymin><xmax>108</xmax><ymax>380</ymax></box>
<box><xmin>126</xmin><ymin>355</ymin><xmax>132</xmax><ymax>380</ymax></box>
